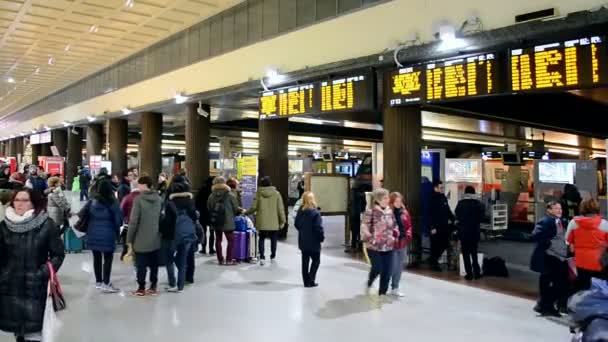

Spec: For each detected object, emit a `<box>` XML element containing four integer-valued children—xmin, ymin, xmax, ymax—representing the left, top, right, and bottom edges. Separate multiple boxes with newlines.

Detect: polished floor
<box><xmin>1</xmin><ymin>237</ymin><xmax>567</xmax><ymax>342</ymax></box>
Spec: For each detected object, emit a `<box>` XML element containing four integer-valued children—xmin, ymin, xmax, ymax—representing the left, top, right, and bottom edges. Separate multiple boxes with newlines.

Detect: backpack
<box><xmin>482</xmin><ymin>256</ymin><xmax>509</xmax><ymax>277</ymax></box>
<box><xmin>171</xmin><ymin>202</ymin><xmax>196</xmax><ymax>243</ymax></box>
<box><xmin>209</xmin><ymin>193</ymin><xmax>228</xmax><ymax>227</ymax></box>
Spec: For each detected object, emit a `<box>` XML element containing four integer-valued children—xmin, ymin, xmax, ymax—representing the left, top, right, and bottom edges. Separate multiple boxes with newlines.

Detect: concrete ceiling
<box><xmin>0</xmin><ymin>0</ymin><xmax>242</xmax><ymax>118</ymax></box>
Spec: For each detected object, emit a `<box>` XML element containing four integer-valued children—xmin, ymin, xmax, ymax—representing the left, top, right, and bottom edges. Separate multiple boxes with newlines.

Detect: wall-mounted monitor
<box><xmin>539</xmin><ymin>162</ymin><xmax>576</xmax><ymax>184</ymax></box>
<box><xmin>502</xmin><ymin>151</ymin><xmax>522</xmax><ymax>165</ymax></box>
<box><xmin>446</xmin><ymin>159</ymin><xmax>482</xmax><ymax>183</ymax></box>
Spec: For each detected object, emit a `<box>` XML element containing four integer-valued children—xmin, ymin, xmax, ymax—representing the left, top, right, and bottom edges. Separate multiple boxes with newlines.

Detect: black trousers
<box><xmin>92</xmin><ymin>251</ymin><xmax>114</xmax><ymax>285</ymax></box>
<box><xmin>201</xmin><ymin>224</ymin><xmax>215</xmax><ymax>253</ymax></box>
<box><xmin>429</xmin><ymin>232</ymin><xmax>450</xmax><ymax>266</ymax></box>
<box><xmin>461</xmin><ymin>241</ymin><xmax>481</xmax><ymax>277</ymax></box>
<box><xmin>538</xmin><ymin>254</ymin><xmax>569</xmax><ymax>311</ymax></box>
<box><xmin>259</xmin><ymin>230</ymin><xmax>279</xmax><ymax>260</ymax></box>
<box><xmin>351</xmin><ymin>214</ymin><xmax>361</xmax><ymax>250</ymax></box>
<box><xmin>367</xmin><ymin>250</ymin><xmax>393</xmax><ymax>295</ymax></box>
<box><xmin>301</xmin><ymin>251</ymin><xmax>321</xmax><ymax>286</ymax></box>
<box><xmin>576</xmin><ymin>268</ymin><xmax>607</xmax><ymax>293</ymax></box>
<box><xmin>135</xmin><ymin>251</ymin><xmax>159</xmax><ymax>290</ymax></box>
<box><xmin>186</xmin><ymin>243</ymin><xmax>196</xmax><ymax>283</ymax></box>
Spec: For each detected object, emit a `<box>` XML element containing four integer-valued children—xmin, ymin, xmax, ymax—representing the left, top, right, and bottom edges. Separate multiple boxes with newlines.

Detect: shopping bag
<box><xmin>42</xmin><ymin>282</ymin><xmax>62</xmax><ymax>342</ymax></box>
<box><xmin>46</xmin><ymin>262</ymin><xmax>66</xmax><ymax>312</ymax></box>
<box><xmin>567</xmin><ymin>258</ymin><xmax>578</xmax><ymax>283</ymax></box>
<box><xmin>459</xmin><ymin>253</ymin><xmax>484</xmax><ymax>277</ymax></box>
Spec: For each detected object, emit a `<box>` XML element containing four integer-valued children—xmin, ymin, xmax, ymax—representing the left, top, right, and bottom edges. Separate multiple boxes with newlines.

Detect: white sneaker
<box><xmin>390</xmin><ymin>289</ymin><xmax>405</xmax><ymax>298</ymax></box>
<box><xmin>102</xmin><ymin>283</ymin><xmax>120</xmax><ymax>293</ymax></box>
<box><xmin>95</xmin><ymin>282</ymin><xmax>103</xmax><ymax>290</ymax></box>
<box><xmin>270</xmin><ymin>258</ymin><xmax>276</xmax><ymax>264</ymax></box>
<box><xmin>260</xmin><ymin>259</ymin><xmax>265</xmax><ymax>266</ymax></box>
<box><xmin>167</xmin><ymin>287</ymin><xmax>182</xmax><ymax>293</ymax></box>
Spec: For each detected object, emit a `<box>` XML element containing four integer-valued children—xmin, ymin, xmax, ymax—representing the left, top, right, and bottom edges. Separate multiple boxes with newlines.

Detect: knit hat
<box><xmin>9</xmin><ymin>172</ymin><xmax>26</xmax><ymax>184</ymax></box>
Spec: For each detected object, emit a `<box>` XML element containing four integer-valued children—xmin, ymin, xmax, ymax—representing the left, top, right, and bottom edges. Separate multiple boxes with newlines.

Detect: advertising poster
<box><xmin>240</xmin><ymin>156</ymin><xmax>258</xmax><ymax>209</ymax></box>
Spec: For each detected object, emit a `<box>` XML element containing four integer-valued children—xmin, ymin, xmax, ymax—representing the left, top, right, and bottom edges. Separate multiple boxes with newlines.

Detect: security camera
<box><xmin>197</xmin><ymin>101</ymin><xmax>209</xmax><ymax>118</ymax></box>
<box><xmin>71</xmin><ymin>127</ymin><xmax>79</xmax><ymax>135</ymax></box>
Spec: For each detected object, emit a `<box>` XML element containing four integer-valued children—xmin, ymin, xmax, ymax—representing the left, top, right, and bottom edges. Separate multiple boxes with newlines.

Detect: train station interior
<box><xmin>1</xmin><ymin>0</ymin><xmax>608</xmax><ymax>341</ymax></box>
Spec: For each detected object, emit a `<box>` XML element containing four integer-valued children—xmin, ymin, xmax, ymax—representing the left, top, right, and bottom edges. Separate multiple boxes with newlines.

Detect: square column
<box><xmin>108</xmin><ymin>118</ymin><xmax>128</xmax><ymax>176</ymax></box>
<box><xmin>140</xmin><ymin>112</ymin><xmax>162</xmax><ymax>179</ymax></box>
<box><xmin>185</xmin><ymin>103</ymin><xmax>210</xmax><ymax>191</ymax></box>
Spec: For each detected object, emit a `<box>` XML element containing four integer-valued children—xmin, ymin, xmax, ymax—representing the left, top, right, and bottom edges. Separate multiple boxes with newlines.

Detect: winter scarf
<box><xmin>4</xmin><ymin>207</ymin><xmax>49</xmax><ymax>233</ymax></box>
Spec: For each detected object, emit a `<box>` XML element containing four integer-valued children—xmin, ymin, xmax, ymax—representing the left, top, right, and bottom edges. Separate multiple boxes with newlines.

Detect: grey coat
<box><xmin>127</xmin><ymin>190</ymin><xmax>162</xmax><ymax>253</ymax></box>
<box><xmin>46</xmin><ymin>187</ymin><xmax>70</xmax><ymax>227</ymax></box>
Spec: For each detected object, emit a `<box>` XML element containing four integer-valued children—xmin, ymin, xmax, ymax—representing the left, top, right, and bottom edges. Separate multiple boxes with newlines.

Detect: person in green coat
<box><xmin>207</xmin><ymin>176</ymin><xmax>241</xmax><ymax>265</ymax></box>
<box><xmin>245</xmin><ymin>176</ymin><xmax>286</xmax><ymax>266</ymax></box>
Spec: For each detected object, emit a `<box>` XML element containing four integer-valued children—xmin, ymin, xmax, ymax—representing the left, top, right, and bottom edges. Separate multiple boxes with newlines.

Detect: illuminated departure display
<box><xmin>426</xmin><ymin>53</ymin><xmax>498</xmax><ymax>101</ymax></box>
<box><xmin>389</xmin><ymin>66</ymin><xmax>424</xmax><ymax>105</ymax></box>
<box><xmin>510</xmin><ymin>36</ymin><xmax>608</xmax><ymax>92</ymax></box>
<box><xmin>259</xmin><ymin>84</ymin><xmax>315</xmax><ymax>119</ymax></box>
<box><xmin>259</xmin><ymin>72</ymin><xmax>374</xmax><ymax>119</ymax></box>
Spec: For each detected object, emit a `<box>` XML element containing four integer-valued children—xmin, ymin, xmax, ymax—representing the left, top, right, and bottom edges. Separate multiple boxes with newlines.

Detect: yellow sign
<box><xmin>241</xmin><ymin>156</ymin><xmax>258</xmax><ymax>177</ymax></box>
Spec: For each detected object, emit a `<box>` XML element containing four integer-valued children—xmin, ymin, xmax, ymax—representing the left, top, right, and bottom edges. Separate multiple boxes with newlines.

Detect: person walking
<box><xmin>46</xmin><ymin>176</ymin><xmax>71</xmax><ymax>231</ymax></box>
<box><xmin>0</xmin><ymin>188</ymin><xmax>65</xmax><ymax>342</ymax></box>
<box><xmin>455</xmin><ymin>186</ymin><xmax>485</xmax><ymax>281</ymax></box>
<box><xmin>389</xmin><ymin>192</ymin><xmax>413</xmax><ymax>297</ymax></box>
<box><xmin>207</xmin><ymin>176</ymin><xmax>240</xmax><ymax>265</ymax></box>
<box><xmin>530</xmin><ymin>201</ymin><xmax>569</xmax><ymax>317</ymax></box>
<box><xmin>428</xmin><ymin>180</ymin><xmax>455</xmax><ymax>271</ymax></box>
<box><xmin>245</xmin><ymin>176</ymin><xmax>286</xmax><ymax>266</ymax></box>
<box><xmin>295</xmin><ymin>191</ymin><xmax>325</xmax><ymax>288</ymax></box>
<box><xmin>196</xmin><ymin>176</ymin><xmax>215</xmax><ymax>255</ymax></box>
<box><xmin>161</xmin><ymin>180</ymin><xmax>198</xmax><ymax>292</ymax></box>
<box><xmin>362</xmin><ymin>188</ymin><xmax>398</xmax><ymax>297</ymax></box>
<box><xmin>127</xmin><ymin>176</ymin><xmax>162</xmax><ymax>297</ymax></box>
<box><xmin>79</xmin><ymin>166</ymin><xmax>92</xmax><ymax>201</ymax></box>
<box><xmin>84</xmin><ymin>180</ymin><xmax>123</xmax><ymax>293</ymax></box>
<box><xmin>566</xmin><ymin>198</ymin><xmax>608</xmax><ymax>292</ymax></box>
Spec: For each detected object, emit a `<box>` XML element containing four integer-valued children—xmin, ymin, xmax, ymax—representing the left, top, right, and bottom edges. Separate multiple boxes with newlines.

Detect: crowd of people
<box><xmin>0</xmin><ymin>163</ymin><xmax>607</xmax><ymax>341</ymax></box>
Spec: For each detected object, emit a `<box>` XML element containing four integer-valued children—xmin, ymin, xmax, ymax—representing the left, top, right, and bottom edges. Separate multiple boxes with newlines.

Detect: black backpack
<box><xmin>482</xmin><ymin>256</ymin><xmax>509</xmax><ymax>277</ymax></box>
<box><xmin>209</xmin><ymin>193</ymin><xmax>228</xmax><ymax>227</ymax></box>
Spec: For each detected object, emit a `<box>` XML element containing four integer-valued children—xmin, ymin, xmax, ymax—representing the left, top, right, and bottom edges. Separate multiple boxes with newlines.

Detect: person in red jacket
<box><xmin>389</xmin><ymin>192</ymin><xmax>412</xmax><ymax>298</ymax></box>
<box><xmin>566</xmin><ymin>198</ymin><xmax>608</xmax><ymax>292</ymax></box>
<box><xmin>119</xmin><ymin>186</ymin><xmax>141</xmax><ymax>260</ymax></box>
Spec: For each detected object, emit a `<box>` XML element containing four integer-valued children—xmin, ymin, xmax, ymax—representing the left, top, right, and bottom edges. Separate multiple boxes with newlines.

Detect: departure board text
<box><xmin>389</xmin><ymin>66</ymin><xmax>424</xmax><ymax>105</ymax></box>
<box><xmin>259</xmin><ymin>84</ymin><xmax>315</xmax><ymax>119</ymax></box>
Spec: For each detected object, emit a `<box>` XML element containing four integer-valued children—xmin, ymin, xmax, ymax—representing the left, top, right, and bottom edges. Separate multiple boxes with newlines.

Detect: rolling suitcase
<box><xmin>231</xmin><ymin>231</ymin><xmax>247</xmax><ymax>261</ymax></box>
<box><xmin>246</xmin><ymin>229</ymin><xmax>258</xmax><ymax>262</ymax></box>
<box><xmin>64</xmin><ymin>227</ymin><xmax>83</xmax><ymax>253</ymax></box>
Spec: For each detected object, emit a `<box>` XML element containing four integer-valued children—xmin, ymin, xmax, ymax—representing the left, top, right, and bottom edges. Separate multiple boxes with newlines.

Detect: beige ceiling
<box><xmin>0</xmin><ymin>0</ymin><xmax>242</xmax><ymax>119</ymax></box>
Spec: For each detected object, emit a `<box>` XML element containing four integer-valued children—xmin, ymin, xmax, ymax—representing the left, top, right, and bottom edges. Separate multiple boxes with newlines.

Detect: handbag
<box><xmin>42</xmin><ymin>282</ymin><xmax>63</xmax><ymax>342</ymax></box>
<box><xmin>74</xmin><ymin>200</ymin><xmax>91</xmax><ymax>233</ymax></box>
<box><xmin>46</xmin><ymin>261</ymin><xmax>66</xmax><ymax>312</ymax></box>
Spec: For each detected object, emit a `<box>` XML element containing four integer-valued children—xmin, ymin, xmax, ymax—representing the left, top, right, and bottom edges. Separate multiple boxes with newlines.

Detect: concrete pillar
<box><xmin>140</xmin><ymin>112</ymin><xmax>162</xmax><ymax>179</ymax></box>
<box><xmin>8</xmin><ymin>139</ymin><xmax>16</xmax><ymax>157</ymax></box>
<box><xmin>259</xmin><ymin>118</ymin><xmax>289</xmax><ymax>238</ymax></box>
<box><xmin>31</xmin><ymin>144</ymin><xmax>41</xmax><ymax>166</ymax></box>
<box><xmin>40</xmin><ymin>143</ymin><xmax>52</xmax><ymax>157</ymax></box>
<box><xmin>52</xmin><ymin>130</ymin><xmax>68</xmax><ymax>157</ymax></box>
<box><xmin>86</xmin><ymin>124</ymin><xmax>104</xmax><ymax>165</ymax></box>
<box><xmin>66</xmin><ymin>128</ymin><xmax>83</xmax><ymax>191</ymax></box>
<box><xmin>578</xmin><ymin>136</ymin><xmax>592</xmax><ymax>160</ymax></box>
<box><xmin>108</xmin><ymin>118</ymin><xmax>128</xmax><ymax>176</ymax></box>
<box><xmin>383</xmin><ymin>102</ymin><xmax>422</xmax><ymax>265</ymax></box>
<box><xmin>15</xmin><ymin>137</ymin><xmax>24</xmax><ymax>159</ymax></box>
<box><xmin>185</xmin><ymin>103</ymin><xmax>210</xmax><ymax>192</ymax></box>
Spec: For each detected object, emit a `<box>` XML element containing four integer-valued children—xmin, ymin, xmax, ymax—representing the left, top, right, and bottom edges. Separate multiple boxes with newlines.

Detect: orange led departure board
<box><xmin>510</xmin><ymin>36</ymin><xmax>608</xmax><ymax>92</ymax></box>
<box><xmin>426</xmin><ymin>53</ymin><xmax>498</xmax><ymax>101</ymax></box>
<box><xmin>259</xmin><ymin>71</ymin><xmax>374</xmax><ymax>119</ymax></box>
<box><xmin>389</xmin><ymin>66</ymin><xmax>424</xmax><ymax>105</ymax></box>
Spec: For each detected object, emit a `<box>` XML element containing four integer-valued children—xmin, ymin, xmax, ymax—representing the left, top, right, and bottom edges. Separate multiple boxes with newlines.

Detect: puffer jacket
<box><xmin>393</xmin><ymin>207</ymin><xmax>413</xmax><ymax>250</ymax></box>
<box><xmin>85</xmin><ymin>198</ymin><xmax>122</xmax><ymax>253</ymax></box>
<box><xmin>361</xmin><ymin>205</ymin><xmax>398</xmax><ymax>252</ymax></box>
<box><xmin>46</xmin><ymin>187</ymin><xmax>70</xmax><ymax>227</ymax></box>
<box><xmin>161</xmin><ymin>192</ymin><xmax>197</xmax><ymax>241</ymax></box>
<box><xmin>0</xmin><ymin>209</ymin><xmax>64</xmax><ymax>336</ymax></box>
<box><xmin>566</xmin><ymin>215</ymin><xmax>608</xmax><ymax>272</ymax></box>
<box><xmin>245</xmin><ymin>186</ymin><xmax>286</xmax><ymax>231</ymax></box>
<box><xmin>569</xmin><ymin>279</ymin><xmax>608</xmax><ymax>341</ymax></box>
<box><xmin>295</xmin><ymin>208</ymin><xmax>325</xmax><ymax>252</ymax></box>
<box><xmin>207</xmin><ymin>184</ymin><xmax>240</xmax><ymax>232</ymax></box>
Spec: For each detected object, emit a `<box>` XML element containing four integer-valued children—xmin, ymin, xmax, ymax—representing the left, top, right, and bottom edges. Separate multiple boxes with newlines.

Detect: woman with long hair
<box><xmin>84</xmin><ymin>179</ymin><xmax>123</xmax><ymax>293</ymax></box>
<box><xmin>295</xmin><ymin>191</ymin><xmax>325</xmax><ymax>288</ymax></box>
<box><xmin>388</xmin><ymin>192</ymin><xmax>412</xmax><ymax>297</ymax></box>
<box><xmin>0</xmin><ymin>188</ymin><xmax>65</xmax><ymax>342</ymax></box>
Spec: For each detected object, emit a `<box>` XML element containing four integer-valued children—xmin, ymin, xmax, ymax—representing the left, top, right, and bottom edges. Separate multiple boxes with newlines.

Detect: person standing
<box><xmin>245</xmin><ymin>177</ymin><xmax>286</xmax><ymax>266</ymax></box>
<box><xmin>455</xmin><ymin>186</ymin><xmax>485</xmax><ymax>281</ymax></box>
<box><xmin>0</xmin><ymin>188</ymin><xmax>65</xmax><ymax>342</ymax></box>
<box><xmin>196</xmin><ymin>176</ymin><xmax>215</xmax><ymax>255</ymax></box>
<box><xmin>119</xmin><ymin>183</ymin><xmax>142</xmax><ymax>260</ymax></box>
<box><xmin>127</xmin><ymin>176</ymin><xmax>162</xmax><ymax>297</ymax></box>
<box><xmin>207</xmin><ymin>176</ymin><xmax>240</xmax><ymax>265</ymax></box>
<box><xmin>428</xmin><ymin>180</ymin><xmax>455</xmax><ymax>272</ymax></box>
<box><xmin>295</xmin><ymin>192</ymin><xmax>325</xmax><ymax>288</ymax></box>
<box><xmin>161</xmin><ymin>180</ymin><xmax>197</xmax><ymax>292</ymax></box>
<box><xmin>79</xmin><ymin>166</ymin><xmax>92</xmax><ymax>201</ymax></box>
<box><xmin>117</xmin><ymin>170</ymin><xmax>134</xmax><ymax>204</ymax></box>
<box><xmin>561</xmin><ymin>184</ymin><xmax>582</xmax><ymax>222</ymax></box>
<box><xmin>227</xmin><ymin>177</ymin><xmax>243</xmax><ymax>207</ymax></box>
<box><xmin>46</xmin><ymin>176</ymin><xmax>71</xmax><ymax>231</ymax></box>
<box><xmin>362</xmin><ymin>188</ymin><xmax>398</xmax><ymax>297</ymax></box>
<box><xmin>25</xmin><ymin>168</ymin><xmax>47</xmax><ymax>194</ymax></box>
<box><xmin>157</xmin><ymin>173</ymin><xmax>168</xmax><ymax>199</ymax></box>
<box><xmin>389</xmin><ymin>192</ymin><xmax>413</xmax><ymax>297</ymax></box>
<box><xmin>566</xmin><ymin>198</ymin><xmax>608</xmax><ymax>292</ymax></box>
<box><xmin>84</xmin><ymin>180</ymin><xmax>123</xmax><ymax>293</ymax></box>
<box><xmin>530</xmin><ymin>201</ymin><xmax>569</xmax><ymax>317</ymax></box>
<box><xmin>0</xmin><ymin>164</ymin><xmax>11</xmax><ymax>189</ymax></box>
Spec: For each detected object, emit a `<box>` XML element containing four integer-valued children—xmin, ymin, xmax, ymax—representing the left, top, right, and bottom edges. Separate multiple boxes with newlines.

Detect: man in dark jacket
<box><xmin>530</xmin><ymin>201</ymin><xmax>569</xmax><ymax>317</ymax></box>
<box><xmin>0</xmin><ymin>164</ymin><xmax>11</xmax><ymax>189</ymax></box>
<box><xmin>428</xmin><ymin>180</ymin><xmax>455</xmax><ymax>271</ymax></box>
<box><xmin>26</xmin><ymin>168</ymin><xmax>47</xmax><ymax>194</ymax></box>
<box><xmin>569</xmin><ymin>249</ymin><xmax>608</xmax><ymax>341</ymax></box>
<box><xmin>79</xmin><ymin>166</ymin><xmax>92</xmax><ymax>201</ymax></box>
<box><xmin>195</xmin><ymin>176</ymin><xmax>215</xmax><ymax>255</ymax></box>
<box><xmin>455</xmin><ymin>186</ymin><xmax>485</xmax><ymax>280</ymax></box>
<box><xmin>117</xmin><ymin>170</ymin><xmax>134</xmax><ymax>204</ymax></box>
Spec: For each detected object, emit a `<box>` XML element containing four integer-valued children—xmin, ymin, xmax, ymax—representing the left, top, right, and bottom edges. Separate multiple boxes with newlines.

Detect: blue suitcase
<box><xmin>64</xmin><ymin>227</ymin><xmax>83</xmax><ymax>253</ymax></box>
<box><xmin>234</xmin><ymin>216</ymin><xmax>248</xmax><ymax>232</ymax></box>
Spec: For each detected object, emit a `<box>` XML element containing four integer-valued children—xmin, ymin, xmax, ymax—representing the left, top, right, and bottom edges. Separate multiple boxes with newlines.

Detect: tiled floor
<box><xmin>1</xmin><ymin>236</ymin><xmax>568</xmax><ymax>342</ymax></box>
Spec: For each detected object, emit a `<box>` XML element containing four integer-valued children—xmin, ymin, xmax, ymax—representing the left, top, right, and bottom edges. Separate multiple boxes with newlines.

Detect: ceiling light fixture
<box><xmin>34</xmin><ymin>67</ymin><xmax>40</xmax><ymax>74</ymax></box>
<box><xmin>87</xmin><ymin>116</ymin><xmax>97</xmax><ymax>122</ymax></box>
<box><xmin>174</xmin><ymin>93</ymin><xmax>189</xmax><ymax>104</ymax></box>
<box><xmin>125</xmin><ymin>0</ymin><xmax>135</xmax><ymax>8</ymax></box>
<box><xmin>48</xmin><ymin>56</ymin><xmax>55</xmax><ymax>65</ymax></box>
<box><xmin>89</xmin><ymin>25</ymin><xmax>99</xmax><ymax>33</ymax></box>
<box><xmin>64</xmin><ymin>44</ymin><xmax>71</xmax><ymax>52</ymax></box>
<box><xmin>31</xmin><ymin>129</ymin><xmax>37</xmax><ymax>134</ymax></box>
<box><xmin>6</xmin><ymin>77</ymin><xmax>15</xmax><ymax>83</ymax></box>
<box><xmin>43</xmin><ymin>126</ymin><xmax>51</xmax><ymax>131</ymax></box>
<box><xmin>122</xmin><ymin>107</ymin><xmax>133</xmax><ymax>115</ymax></box>
<box><xmin>62</xmin><ymin>121</ymin><xmax>71</xmax><ymax>127</ymax></box>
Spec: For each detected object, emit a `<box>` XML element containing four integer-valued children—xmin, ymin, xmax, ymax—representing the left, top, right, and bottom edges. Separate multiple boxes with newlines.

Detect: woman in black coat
<box><xmin>295</xmin><ymin>191</ymin><xmax>325</xmax><ymax>288</ymax></box>
<box><xmin>0</xmin><ymin>188</ymin><xmax>65</xmax><ymax>342</ymax></box>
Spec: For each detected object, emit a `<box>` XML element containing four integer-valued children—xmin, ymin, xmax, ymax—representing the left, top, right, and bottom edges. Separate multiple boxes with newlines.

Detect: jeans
<box><xmin>166</xmin><ymin>241</ymin><xmax>192</xmax><ymax>290</ymax></box>
<box><xmin>201</xmin><ymin>224</ymin><xmax>215</xmax><ymax>253</ymax></box>
<box><xmin>538</xmin><ymin>254</ymin><xmax>569</xmax><ymax>311</ymax></box>
<box><xmin>301</xmin><ymin>251</ymin><xmax>321</xmax><ymax>286</ymax></box>
<box><xmin>259</xmin><ymin>230</ymin><xmax>279</xmax><ymax>260</ymax></box>
<box><xmin>80</xmin><ymin>188</ymin><xmax>89</xmax><ymax>201</ymax></box>
<box><xmin>215</xmin><ymin>231</ymin><xmax>234</xmax><ymax>263</ymax></box>
<box><xmin>92</xmin><ymin>251</ymin><xmax>114</xmax><ymax>284</ymax></box>
<box><xmin>135</xmin><ymin>251</ymin><xmax>159</xmax><ymax>290</ymax></box>
<box><xmin>186</xmin><ymin>243</ymin><xmax>196</xmax><ymax>283</ymax></box>
<box><xmin>461</xmin><ymin>241</ymin><xmax>481</xmax><ymax>277</ymax></box>
<box><xmin>367</xmin><ymin>249</ymin><xmax>393</xmax><ymax>295</ymax></box>
<box><xmin>391</xmin><ymin>248</ymin><xmax>407</xmax><ymax>290</ymax></box>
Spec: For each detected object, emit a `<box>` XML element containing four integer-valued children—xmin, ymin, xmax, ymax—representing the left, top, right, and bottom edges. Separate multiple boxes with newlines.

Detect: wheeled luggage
<box><xmin>64</xmin><ymin>228</ymin><xmax>83</xmax><ymax>253</ymax></box>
